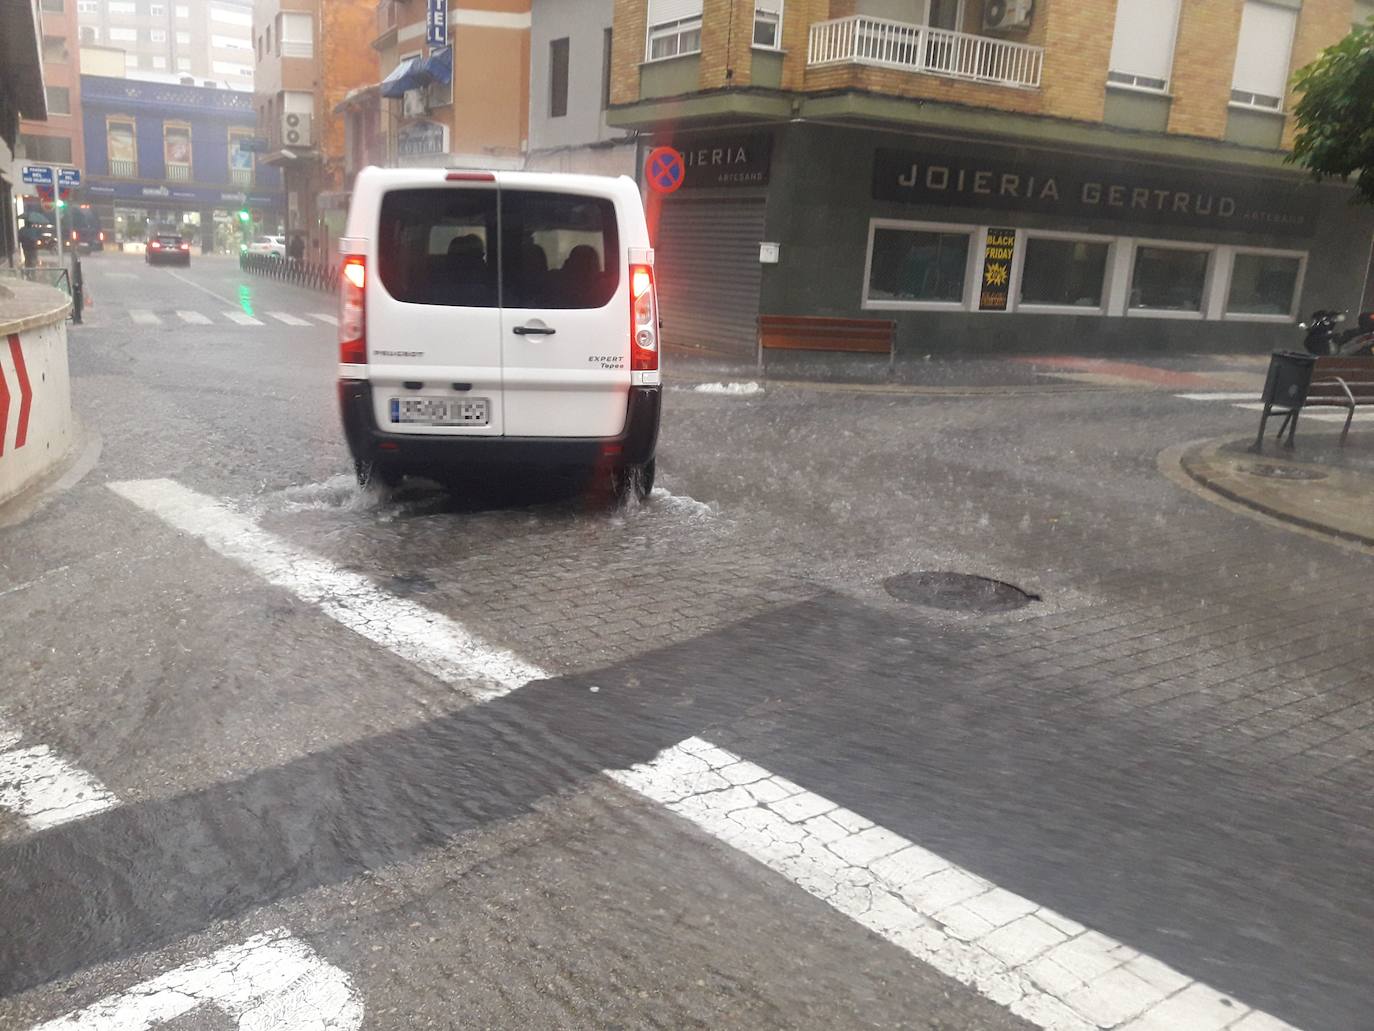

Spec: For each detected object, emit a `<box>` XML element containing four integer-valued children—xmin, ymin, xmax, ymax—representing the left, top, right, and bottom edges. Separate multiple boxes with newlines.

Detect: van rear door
<box><xmin>498</xmin><ymin>186</ymin><xmax>628</xmax><ymax>438</ymax></box>
<box><xmin>368</xmin><ymin>182</ymin><xmax>503</xmax><ymax>437</ymax></box>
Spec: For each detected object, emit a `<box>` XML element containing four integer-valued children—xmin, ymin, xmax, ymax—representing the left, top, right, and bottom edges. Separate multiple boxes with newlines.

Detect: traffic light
<box><xmin>237</xmin><ymin>209</ymin><xmax>250</xmax><ymax>223</ymax></box>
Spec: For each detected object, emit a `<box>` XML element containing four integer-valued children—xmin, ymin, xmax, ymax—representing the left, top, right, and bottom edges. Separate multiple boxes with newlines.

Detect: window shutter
<box><xmin>647</xmin><ymin>0</ymin><xmax>703</xmax><ymax>27</ymax></box>
<box><xmin>1108</xmin><ymin>0</ymin><xmax>1181</xmax><ymax>83</ymax></box>
<box><xmin>1232</xmin><ymin>2</ymin><xmax>1298</xmax><ymax>99</ymax></box>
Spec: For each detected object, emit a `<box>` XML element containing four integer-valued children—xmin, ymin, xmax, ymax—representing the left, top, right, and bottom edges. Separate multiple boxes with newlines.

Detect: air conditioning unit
<box><xmin>281</xmin><ymin>110</ymin><xmax>312</xmax><ymax>147</ymax></box>
<box><xmin>402</xmin><ymin>88</ymin><xmax>428</xmax><ymax>118</ymax></box>
<box><xmin>983</xmin><ymin>0</ymin><xmax>1033</xmax><ymax>31</ymax></box>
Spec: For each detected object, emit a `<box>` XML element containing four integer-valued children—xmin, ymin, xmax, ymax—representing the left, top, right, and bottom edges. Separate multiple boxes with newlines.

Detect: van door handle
<box><xmin>513</xmin><ymin>324</ymin><xmax>556</xmax><ymax>336</ymax></box>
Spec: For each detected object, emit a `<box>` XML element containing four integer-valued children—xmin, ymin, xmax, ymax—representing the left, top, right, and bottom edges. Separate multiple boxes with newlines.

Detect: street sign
<box><xmin>21</xmin><ymin>166</ymin><xmax>53</xmax><ymax>186</ymax></box>
<box><xmin>426</xmin><ymin>0</ymin><xmax>447</xmax><ymax>46</ymax></box>
<box><xmin>645</xmin><ymin>147</ymin><xmax>685</xmax><ymax>195</ymax></box>
<box><xmin>58</xmin><ymin>167</ymin><xmax>81</xmax><ymax>188</ymax></box>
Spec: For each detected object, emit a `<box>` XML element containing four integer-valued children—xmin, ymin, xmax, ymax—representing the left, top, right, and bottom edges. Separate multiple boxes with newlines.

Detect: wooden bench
<box><xmin>757</xmin><ymin>315</ymin><xmax>897</xmax><ymax>374</ymax></box>
<box><xmin>1260</xmin><ymin>355</ymin><xmax>1374</xmax><ymax>448</ymax></box>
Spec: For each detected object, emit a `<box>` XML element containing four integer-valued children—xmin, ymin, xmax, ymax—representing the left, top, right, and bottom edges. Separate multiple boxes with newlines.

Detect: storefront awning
<box><xmin>379</xmin><ymin>57</ymin><xmax>427</xmax><ymax>98</ymax></box>
<box><xmin>334</xmin><ymin>83</ymin><xmax>380</xmax><ymax>115</ymax></box>
<box><xmin>418</xmin><ymin>47</ymin><xmax>452</xmax><ymax>86</ymax></box>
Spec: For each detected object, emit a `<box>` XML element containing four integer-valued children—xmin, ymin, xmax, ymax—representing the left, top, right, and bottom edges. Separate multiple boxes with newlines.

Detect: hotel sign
<box><xmin>873</xmin><ymin>148</ymin><xmax>1320</xmax><ymax>237</ymax></box>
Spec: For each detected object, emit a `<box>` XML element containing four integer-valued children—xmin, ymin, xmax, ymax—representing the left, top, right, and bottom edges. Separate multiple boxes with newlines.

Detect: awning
<box><xmin>333</xmin><ymin>83</ymin><xmax>380</xmax><ymax>115</ymax></box>
<box><xmin>379</xmin><ymin>57</ymin><xmax>428</xmax><ymax>98</ymax></box>
<box><xmin>419</xmin><ymin>47</ymin><xmax>452</xmax><ymax>86</ymax></box>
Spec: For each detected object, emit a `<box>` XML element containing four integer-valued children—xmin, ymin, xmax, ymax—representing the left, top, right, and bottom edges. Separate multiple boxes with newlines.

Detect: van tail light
<box><xmin>179</xmin><ymin>243</ymin><xmax>190</xmax><ymax>251</ymax></box>
<box><xmin>99</xmin><ymin>231</ymin><xmax>105</xmax><ymax>241</ymax></box>
<box><xmin>339</xmin><ymin>255</ymin><xmax>367</xmax><ymax>365</ymax></box>
<box><xmin>150</xmin><ymin>241</ymin><xmax>162</xmax><ymax>249</ymax></box>
<box><xmin>630</xmin><ymin>263</ymin><xmax>658</xmax><ymax>372</ymax></box>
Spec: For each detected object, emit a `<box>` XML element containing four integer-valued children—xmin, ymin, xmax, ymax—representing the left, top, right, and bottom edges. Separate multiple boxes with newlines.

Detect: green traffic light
<box><xmin>237</xmin><ymin>210</ymin><xmax>250</xmax><ymax>222</ymax></box>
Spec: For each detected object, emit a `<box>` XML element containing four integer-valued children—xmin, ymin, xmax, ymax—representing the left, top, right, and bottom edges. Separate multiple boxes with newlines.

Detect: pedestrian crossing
<box><xmin>1175</xmin><ymin>390</ymin><xmax>1374</xmax><ymax>424</ymax></box>
<box><xmin>120</xmin><ymin>309</ymin><xmax>337</xmax><ymax>329</ymax></box>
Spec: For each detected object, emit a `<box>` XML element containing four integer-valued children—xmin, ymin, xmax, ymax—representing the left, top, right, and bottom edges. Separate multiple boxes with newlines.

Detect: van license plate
<box><xmin>390</xmin><ymin>397</ymin><xmax>490</xmax><ymax>426</ymax></box>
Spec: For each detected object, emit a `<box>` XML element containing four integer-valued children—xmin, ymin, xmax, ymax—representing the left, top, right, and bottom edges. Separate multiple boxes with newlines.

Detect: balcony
<box><xmin>374</xmin><ymin>0</ymin><xmax>398</xmax><ymax>46</ymax></box>
<box><xmin>807</xmin><ymin>16</ymin><xmax>1044</xmax><ymax>91</ymax></box>
<box><xmin>166</xmin><ymin>163</ymin><xmax>191</xmax><ymax>181</ymax></box>
<box><xmin>230</xmin><ymin>167</ymin><xmax>253</xmax><ymax>187</ymax></box>
<box><xmin>109</xmin><ymin>158</ymin><xmax>137</xmax><ymax>177</ymax></box>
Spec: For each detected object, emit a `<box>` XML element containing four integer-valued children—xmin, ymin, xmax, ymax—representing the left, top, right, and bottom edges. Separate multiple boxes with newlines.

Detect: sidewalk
<box><xmin>1179</xmin><ymin>431</ymin><xmax>1374</xmax><ymax>547</ymax></box>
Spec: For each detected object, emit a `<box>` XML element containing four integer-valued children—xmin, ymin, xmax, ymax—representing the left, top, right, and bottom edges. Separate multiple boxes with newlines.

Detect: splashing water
<box><xmin>692</xmin><ymin>382</ymin><xmax>763</xmax><ymax>396</ymax></box>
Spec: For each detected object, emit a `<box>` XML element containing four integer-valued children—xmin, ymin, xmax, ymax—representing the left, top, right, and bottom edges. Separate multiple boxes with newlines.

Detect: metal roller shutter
<box><xmin>655</xmin><ymin>196</ymin><xmax>766</xmax><ymax>358</ymax></box>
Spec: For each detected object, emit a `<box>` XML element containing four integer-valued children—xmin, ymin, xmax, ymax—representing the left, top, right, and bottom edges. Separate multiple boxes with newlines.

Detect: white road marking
<box><xmin>176</xmin><ymin>310</ymin><xmax>212</xmax><ymax>325</ymax></box>
<box><xmin>1174</xmin><ymin>392</ymin><xmax>1259</xmax><ymax>402</ymax></box>
<box><xmin>607</xmin><ymin>739</ymin><xmax>1300</xmax><ymax>1031</ymax></box>
<box><xmin>223</xmin><ymin>311</ymin><xmax>264</xmax><ymax>326</ymax></box>
<box><xmin>128</xmin><ymin>309</ymin><xmax>161</xmax><ymax>326</ymax></box>
<box><xmin>311</xmin><ymin>312</ymin><xmax>339</xmax><ymax>326</ymax></box>
<box><xmin>107</xmin><ymin>479</ymin><xmax>549</xmax><ymax>698</ymax></box>
<box><xmin>0</xmin><ymin>723</ymin><xmax>118</xmax><ymax>830</ymax></box>
<box><xmin>28</xmin><ymin>928</ymin><xmax>363</xmax><ymax>1031</ymax></box>
<box><xmin>268</xmin><ymin>311</ymin><xmax>310</xmax><ymax>326</ymax></box>
<box><xmin>1174</xmin><ymin>393</ymin><xmax>1374</xmax><ymax>425</ymax></box>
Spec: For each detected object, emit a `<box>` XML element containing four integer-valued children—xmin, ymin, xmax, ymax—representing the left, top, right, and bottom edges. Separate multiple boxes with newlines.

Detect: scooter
<box><xmin>1298</xmin><ymin>309</ymin><xmax>1374</xmax><ymax>356</ymax></box>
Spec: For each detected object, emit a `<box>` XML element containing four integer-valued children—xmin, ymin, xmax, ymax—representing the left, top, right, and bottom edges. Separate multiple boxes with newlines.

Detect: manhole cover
<box><xmin>1242</xmin><ymin>463</ymin><xmax>1328</xmax><ymax>482</ymax></box>
<box><xmin>883</xmin><ymin>572</ymin><xmax>1039</xmax><ymax>613</ymax></box>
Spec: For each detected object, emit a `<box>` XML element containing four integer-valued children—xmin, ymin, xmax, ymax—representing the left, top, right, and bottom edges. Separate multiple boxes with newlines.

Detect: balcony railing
<box><xmin>230</xmin><ymin>167</ymin><xmax>253</xmax><ymax>186</ymax></box>
<box><xmin>166</xmin><ymin>163</ymin><xmax>191</xmax><ymax>181</ymax></box>
<box><xmin>808</xmin><ymin>16</ymin><xmax>1044</xmax><ymax>90</ymax></box>
<box><xmin>109</xmin><ymin>158</ymin><xmax>137</xmax><ymax>177</ymax></box>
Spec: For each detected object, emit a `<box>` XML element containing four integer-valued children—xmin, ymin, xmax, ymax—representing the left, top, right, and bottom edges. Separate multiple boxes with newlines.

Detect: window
<box><xmin>754</xmin><ymin>0</ymin><xmax>782</xmax><ymax>49</ymax></box>
<box><xmin>79</xmin><ymin>25</ymin><xmax>98</xmax><ymax>42</ymax></box>
<box><xmin>549</xmin><ymin>37</ymin><xmax>569</xmax><ymax>118</ymax></box>
<box><xmin>109</xmin><ymin>26</ymin><xmax>136</xmax><ymax>40</ymax></box>
<box><xmin>229</xmin><ymin>130</ymin><xmax>255</xmax><ymax>185</ymax></box>
<box><xmin>108</xmin><ymin>0</ymin><xmax>135</xmax><ymax>13</ymax></box>
<box><xmin>108</xmin><ymin>119</ymin><xmax>136</xmax><ymax>175</ymax></box>
<box><xmin>149</xmin><ymin>2</ymin><xmax>164</xmax><ymax>13</ymax></box>
<box><xmin>1231</xmin><ymin>1</ymin><xmax>1297</xmax><ymax>110</ymax></box>
<box><xmin>378</xmin><ymin>188</ymin><xmax>500</xmax><ymax>307</ymax></box>
<box><xmin>502</xmin><ymin>191</ymin><xmax>620</xmax><ymax>310</ymax></box>
<box><xmin>18</xmin><ymin>133</ymin><xmax>73</xmax><ymax>163</ymax></box>
<box><xmin>150</xmin><ymin>29</ymin><xmax>166</xmax><ymax>41</ymax></box>
<box><xmin>646</xmin><ymin>0</ymin><xmax>703</xmax><ymax>60</ymax></box>
<box><xmin>177</xmin><ymin>30</ymin><xmax>189</xmax><ymax>44</ymax></box>
<box><xmin>1107</xmin><ymin>0</ymin><xmax>1180</xmax><ymax>92</ymax></box>
<box><xmin>265</xmin><ymin>24</ymin><xmax>272</xmax><ymax>53</ymax></box>
<box><xmin>210</xmin><ymin>4</ymin><xmax>250</xmax><ymax>24</ymax></box>
<box><xmin>277</xmin><ymin>13</ymin><xmax>313</xmax><ymax>57</ymax></box>
<box><xmin>151</xmin><ymin>54</ymin><xmax>167</xmax><ymax>68</ymax></box>
<box><xmin>41</xmin><ymin>0</ymin><xmax>64</xmax><ymax>13</ymax></box>
<box><xmin>45</xmin><ymin>86</ymin><xmax>71</xmax><ymax>115</ymax></box>
<box><xmin>176</xmin><ymin>3</ymin><xmax>188</xmax><ymax>16</ymax></box>
<box><xmin>601</xmin><ymin>28</ymin><xmax>613</xmax><ymax>110</ymax></box>
<box><xmin>42</xmin><ymin>35</ymin><xmax>69</xmax><ymax>61</ymax></box>
<box><xmin>214</xmin><ymin>32</ymin><xmax>251</xmax><ymax>50</ymax></box>
<box><xmin>1128</xmin><ymin>245</ymin><xmax>1210</xmax><ymax>313</ymax></box>
<box><xmin>176</xmin><ymin>55</ymin><xmax>190</xmax><ymax>70</ymax></box>
<box><xmin>866</xmin><ymin>224</ymin><xmax>972</xmax><ymax>306</ymax></box>
<box><xmin>1019</xmin><ymin>237</ymin><xmax>1110</xmax><ymax>309</ymax></box>
<box><xmin>163</xmin><ymin>123</ymin><xmax>191</xmax><ymax>180</ymax></box>
<box><xmin>77</xmin><ymin>0</ymin><xmax>97</xmax><ymax>12</ymax></box>
<box><xmin>1226</xmin><ymin>252</ymin><xmax>1302</xmax><ymax>316</ymax></box>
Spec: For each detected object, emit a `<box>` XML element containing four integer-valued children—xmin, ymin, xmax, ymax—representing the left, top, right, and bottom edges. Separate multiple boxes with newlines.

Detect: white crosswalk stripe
<box><xmin>0</xmin><ymin>716</ymin><xmax>119</xmax><ymax>831</ymax></box>
<box><xmin>222</xmin><ymin>311</ymin><xmax>264</xmax><ymax>326</ymax></box>
<box><xmin>310</xmin><ymin>312</ymin><xmax>338</xmax><ymax>326</ymax></box>
<box><xmin>176</xmin><ymin>310</ymin><xmax>212</xmax><ymax>325</ymax></box>
<box><xmin>267</xmin><ymin>312</ymin><xmax>310</xmax><ymax>326</ymax></box>
<box><xmin>1175</xmin><ymin>392</ymin><xmax>1374</xmax><ymax>425</ymax></box>
<box><xmin>128</xmin><ymin>309</ymin><xmax>160</xmax><ymax>326</ymax></box>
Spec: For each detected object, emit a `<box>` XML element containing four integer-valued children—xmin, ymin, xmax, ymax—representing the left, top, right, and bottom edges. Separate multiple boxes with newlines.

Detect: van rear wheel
<box><xmin>611</xmin><ymin>459</ymin><xmax>655</xmax><ymax>506</ymax></box>
<box><xmin>354</xmin><ymin>458</ymin><xmax>402</xmax><ymax>489</ymax></box>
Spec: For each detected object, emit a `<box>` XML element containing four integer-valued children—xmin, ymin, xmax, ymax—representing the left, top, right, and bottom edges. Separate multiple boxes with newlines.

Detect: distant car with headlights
<box><xmin>69</xmin><ymin>208</ymin><xmax>105</xmax><ymax>253</ymax></box>
<box><xmin>146</xmin><ymin>233</ymin><xmax>191</xmax><ymax>265</ymax></box>
<box><xmin>247</xmin><ymin>235</ymin><xmax>286</xmax><ymax>260</ymax></box>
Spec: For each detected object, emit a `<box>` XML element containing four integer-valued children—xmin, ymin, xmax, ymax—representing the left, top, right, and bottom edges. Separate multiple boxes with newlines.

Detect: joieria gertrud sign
<box><xmin>873</xmin><ymin>147</ymin><xmax>1320</xmax><ymax>236</ymax></box>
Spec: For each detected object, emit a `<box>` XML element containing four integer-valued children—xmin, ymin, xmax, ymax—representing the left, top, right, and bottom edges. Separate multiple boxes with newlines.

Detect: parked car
<box><xmin>336</xmin><ymin>168</ymin><xmax>661</xmax><ymax>501</ymax></box>
<box><xmin>146</xmin><ymin>232</ymin><xmax>191</xmax><ymax>266</ymax></box>
<box><xmin>247</xmin><ymin>235</ymin><xmax>286</xmax><ymax>259</ymax></box>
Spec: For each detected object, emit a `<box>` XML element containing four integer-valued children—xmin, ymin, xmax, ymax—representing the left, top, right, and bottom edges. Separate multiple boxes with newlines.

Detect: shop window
<box><xmin>866</xmin><ymin>225</ymin><xmax>971</xmax><ymax>306</ymax></box>
<box><xmin>1019</xmin><ymin>237</ymin><xmax>1110</xmax><ymax>309</ymax></box>
<box><xmin>1227</xmin><ymin>252</ymin><xmax>1302</xmax><ymax>316</ymax></box>
<box><xmin>754</xmin><ymin>0</ymin><xmax>782</xmax><ymax>49</ymax></box>
<box><xmin>1231</xmin><ymin>1</ymin><xmax>1297</xmax><ymax>110</ymax></box>
<box><xmin>1107</xmin><ymin>0</ymin><xmax>1180</xmax><ymax>92</ymax></box>
<box><xmin>1128</xmin><ymin>245</ymin><xmax>1210</xmax><ymax>313</ymax></box>
<box><xmin>45</xmin><ymin>86</ymin><xmax>71</xmax><ymax>116</ymax></box>
<box><xmin>549</xmin><ymin>37</ymin><xmax>569</xmax><ymax>118</ymax></box>
<box><xmin>646</xmin><ymin>0</ymin><xmax>703</xmax><ymax>61</ymax></box>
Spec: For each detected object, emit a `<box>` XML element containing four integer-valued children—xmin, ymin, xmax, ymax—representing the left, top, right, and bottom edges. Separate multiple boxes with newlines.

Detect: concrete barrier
<box><xmin>0</xmin><ymin>278</ymin><xmax>74</xmax><ymax>509</ymax></box>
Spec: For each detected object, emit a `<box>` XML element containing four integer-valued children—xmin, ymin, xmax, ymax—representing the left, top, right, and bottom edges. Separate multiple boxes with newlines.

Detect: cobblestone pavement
<box><xmin>0</xmin><ymin>255</ymin><xmax>1370</xmax><ymax>1031</ymax></box>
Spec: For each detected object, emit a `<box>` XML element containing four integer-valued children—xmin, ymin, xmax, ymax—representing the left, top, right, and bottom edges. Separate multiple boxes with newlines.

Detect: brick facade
<box><xmin>612</xmin><ymin>0</ymin><xmax>1356</xmax><ymax>154</ymax></box>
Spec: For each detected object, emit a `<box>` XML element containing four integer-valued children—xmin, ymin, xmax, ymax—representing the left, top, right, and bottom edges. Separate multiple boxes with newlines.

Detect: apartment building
<box><xmin>371</xmin><ymin>0</ymin><xmax>529</xmax><ymax>170</ymax></box>
<box><xmin>608</xmin><ymin>0</ymin><xmax>1374</xmax><ymax>357</ymax></box>
<box><xmin>526</xmin><ymin>0</ymin><xmax>636</xmax><ymax>175</ymax></box>
<box><xmin>252</xmin><ymin>0</ymin><xmax>375</xmax><ymax>258</ymax></box>
<box><xmin>18</xmin><ymin>0</ymin><xmax>86</xmax><ymax>170</ymax></box>
<box><xmin>75</xmin><ymin>0</ymin><xmax>255</xmax><ymax>88</ymax></box>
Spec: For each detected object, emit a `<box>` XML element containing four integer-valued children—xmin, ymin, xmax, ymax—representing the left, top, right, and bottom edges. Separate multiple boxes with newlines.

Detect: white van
<box><xmin>337</xmin><ymin>168</ymin><xmax>661</xmax><ymax>500</ymax></box>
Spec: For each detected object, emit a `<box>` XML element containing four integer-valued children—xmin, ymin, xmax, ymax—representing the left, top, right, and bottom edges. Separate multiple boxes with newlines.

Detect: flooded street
<box><xmin>2</xmin><ymin>254</ymin><xmax>1372</xmax><ymax>1030</ymax></box>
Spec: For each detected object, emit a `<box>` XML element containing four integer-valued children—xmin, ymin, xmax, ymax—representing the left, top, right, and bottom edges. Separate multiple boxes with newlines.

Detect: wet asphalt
<box><xmin>0</xmin><ymin>253</ymin><xmax>1371</xmax><ymax>1030</ymax></box>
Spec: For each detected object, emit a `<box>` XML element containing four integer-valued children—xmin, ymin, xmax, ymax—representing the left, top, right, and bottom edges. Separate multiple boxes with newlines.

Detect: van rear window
<box><xmin>376</xmin><ymin>187</ymin><xmax>618</xmax><ymax>310</ymax></box>
<box><xmin>378</xmin><ymin>188</ymin><xmax>499</xmax><ymax>308</ymax></box>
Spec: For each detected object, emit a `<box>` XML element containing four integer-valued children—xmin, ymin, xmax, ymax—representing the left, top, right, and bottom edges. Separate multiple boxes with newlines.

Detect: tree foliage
<box><xmin>1290</xmin><ymin>22</ymin><xmax>1374</xmax><ymax>203</ymax></box>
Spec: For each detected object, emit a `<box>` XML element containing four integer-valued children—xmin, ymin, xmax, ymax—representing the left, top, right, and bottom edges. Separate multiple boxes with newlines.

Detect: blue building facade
<box><xmin>81</xmin><ymin>75</ymin><xmax>285</xmax><ymax>248</ymax></box>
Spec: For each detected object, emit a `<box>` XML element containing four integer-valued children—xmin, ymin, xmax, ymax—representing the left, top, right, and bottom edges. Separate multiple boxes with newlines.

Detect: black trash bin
<box><xmin>1253</xmin><ymin>350</ymin><xmax>1317</xmax><ymax>450</ymax></box>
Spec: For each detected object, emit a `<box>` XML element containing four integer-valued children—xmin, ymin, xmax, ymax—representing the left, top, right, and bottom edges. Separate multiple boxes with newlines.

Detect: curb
<box><xmin>1159</xmin><ymin>437</ymin><xmax>1374</xmax><ymax>555</ymax></box>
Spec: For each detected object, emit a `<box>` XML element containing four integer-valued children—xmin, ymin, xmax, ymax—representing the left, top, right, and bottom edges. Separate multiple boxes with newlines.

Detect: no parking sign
<box><xmin>645</xmin><ymin>147</ymin><xmax>684</xmax><ymax>194</ymax></box>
